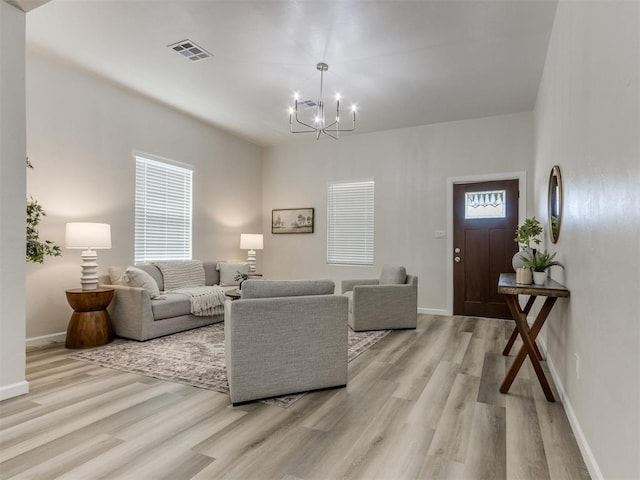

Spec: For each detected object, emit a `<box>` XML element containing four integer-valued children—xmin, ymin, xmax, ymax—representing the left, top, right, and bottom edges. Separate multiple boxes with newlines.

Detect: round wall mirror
<box><xmin>547</xmin><ymin>165</ymin><xmax>563</xmax><ymax>243</ymax></box>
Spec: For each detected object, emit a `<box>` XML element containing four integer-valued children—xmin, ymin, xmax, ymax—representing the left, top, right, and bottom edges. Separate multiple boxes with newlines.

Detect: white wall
<box><xmin>0</xmin><ymin>0</ymin><xmax>28</xmax><ymax>400</ymax></box>
<box><xmin>262</xmin><ymin>112</ymin><xmax>534</xmax><ymax>312</ymax></box>
<box><xmin>25</xmin><ymin>51</ymin><xmax>263</xmax><ymax>341</ymax></box>
<box><xmin>533</xmin><ymin>1</ymin><xmax>640</xmax><ymax>478</ymax></box>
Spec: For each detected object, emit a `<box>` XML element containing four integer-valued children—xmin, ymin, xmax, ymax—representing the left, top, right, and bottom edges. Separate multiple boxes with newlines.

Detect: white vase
<box><xmin>512</xmin><ymin>248</ymin><xmax>533</xmax><ymax>271</ymax></box>
<box><xmin>532</xmin><ymin>270</ymin><xmax>547</xmax><ymax>285</ymax></box>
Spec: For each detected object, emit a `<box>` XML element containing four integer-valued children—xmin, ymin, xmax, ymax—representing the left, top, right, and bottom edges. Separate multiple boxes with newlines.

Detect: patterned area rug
<box><xmin>70</xmin><ymin>323</ymin><xmax>390</xmax><ymax>408</ymax></box>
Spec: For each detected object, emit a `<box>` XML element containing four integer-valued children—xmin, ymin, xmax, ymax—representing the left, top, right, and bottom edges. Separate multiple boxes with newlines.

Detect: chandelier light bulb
<box><xmin>288</xmin><ymin>107</ymin><xmax>294</xmax><ymax>115</ymax></box>
<box><xmin>351</xmin><ymin>105</ymin><xmax>357</xmax><ymax>112</ymax></box>
<box><xmin>294</xmin><ymin>92</ymin><xmax>299</xmax><ymax>101</ymax></box>
<box><xmin>336</xmin><ymin>93</ymin><xmax>341</xmax><ymax>101</ymax></box>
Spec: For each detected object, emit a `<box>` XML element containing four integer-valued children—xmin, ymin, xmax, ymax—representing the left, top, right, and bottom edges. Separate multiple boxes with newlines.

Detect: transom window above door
<box><xmin>464</xmin><ymin>190</ymin><xmax>506</xmax><ymax>219</ymax></box>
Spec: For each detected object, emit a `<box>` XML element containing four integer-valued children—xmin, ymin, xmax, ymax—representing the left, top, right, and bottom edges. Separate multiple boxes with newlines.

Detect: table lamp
<box><xmin>65</xmin><ymin>222</ymin><xmax>111</xmax><ymax>291</ymax></box>
<box><xmin>240</xmin><ymin>233</ymin><xmax>263</xmax><ymax>273</ymax></box>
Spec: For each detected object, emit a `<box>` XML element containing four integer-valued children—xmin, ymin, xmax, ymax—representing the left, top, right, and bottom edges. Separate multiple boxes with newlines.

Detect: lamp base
<box><xmin>246</xmin><ymin>249</ymin><xmax>257</xmax><ymax>273</ymax></box>
<box><xmin>80</xmin><ymin>249</ymin><xmax>99</xmax><ymax>291</ymax></box>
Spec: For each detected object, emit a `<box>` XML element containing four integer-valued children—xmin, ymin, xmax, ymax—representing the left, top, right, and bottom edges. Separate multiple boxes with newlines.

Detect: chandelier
<box><xmin>288</xmin><ymin>62</ymin><xmax>357</xmax><ymax>140</ymax></box>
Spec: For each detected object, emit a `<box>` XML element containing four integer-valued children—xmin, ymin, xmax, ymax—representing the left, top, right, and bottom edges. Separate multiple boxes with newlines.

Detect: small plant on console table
<box><xmin>521</xmin><ymin>250</ymin><xmax>564</xmax><ymax>285</ymax></box>
<box><xmin>514</xmin><ymin>217</ymin><xmax>543</xmax><ymax>251</ymax></box>
<box><xmin>512</xmin><ymin>216</ymin><xmax>543</xmax><ymax>271</ymax></box>
<box><xmin>521</xmin><ymin>250</ymin><xmax>563</xmax><ymax>272</ymax></box>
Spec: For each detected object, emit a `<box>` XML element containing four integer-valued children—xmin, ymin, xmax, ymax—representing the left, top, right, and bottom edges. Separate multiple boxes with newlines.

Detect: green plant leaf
<box><xmin>26</xmin><ymin>162</ymin><xmax>61</xmax><ymax>264</ymax></box>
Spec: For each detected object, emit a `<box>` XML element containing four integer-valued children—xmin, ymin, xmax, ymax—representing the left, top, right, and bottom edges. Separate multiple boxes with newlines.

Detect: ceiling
<box><xmin>25</xmin><ymin>0</ymin><xmax>558</xmax><ymax>147</ymax></box>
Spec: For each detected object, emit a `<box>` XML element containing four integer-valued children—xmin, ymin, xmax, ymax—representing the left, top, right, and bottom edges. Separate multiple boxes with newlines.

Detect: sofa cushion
<box><xmin>379</xmin><ymin>265</ymin><xmax>407</xmax><ymax>285</ymax></box>
<box><xmin>119</xmin><ymin>266</ymin><xmax>162</xmax><ymax>299</ymax></box>
<box><xmin>241</xmin><ymin>280</ymin><xmax>335</xmax><ymax>299</ymax></box>
<box><xmin>109</xmin><ymin>266</ymin><xmax>127</xmax><ymax>285</ymax></box>
<box><xmin>219</xmin><ymin>262</ymin><xmax>250</xmax><ymax>286</ymax></box>
<box><xmin>150</xmin><ymin>293</ymin><xmax>192</xmax><ymax>320</ymax></box>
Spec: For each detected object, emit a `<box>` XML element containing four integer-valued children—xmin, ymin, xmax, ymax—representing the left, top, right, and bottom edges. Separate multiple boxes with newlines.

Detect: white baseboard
<box><xmin>418</xmin><ymin>308</ymin><xmax>450</xmax><ymax>316</ymax></box>
<box><xmin>537</xmin><ymin>336</ymin><xmax>604</xmax><ymax>480</ymax></box>
<box><xmin>0</xmin><ymin>380</ymin><xmax>29</xmax><ymax>401</ymax></box>
<box><xmin>26</xmin><ymin>331</ymin><xmax>66</xmax><ymax>349</ymax></box>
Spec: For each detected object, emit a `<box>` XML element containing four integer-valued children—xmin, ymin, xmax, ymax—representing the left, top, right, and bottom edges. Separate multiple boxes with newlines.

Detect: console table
<box><xmin>497</xmin><ymin>273</ymin><xmax>569</xmax><ymax>402</ymax></box>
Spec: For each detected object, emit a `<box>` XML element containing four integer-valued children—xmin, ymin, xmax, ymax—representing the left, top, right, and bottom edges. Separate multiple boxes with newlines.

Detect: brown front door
<box><xmin>453</xmin><ymin>180</ymin><xmax>519</xmax><ymax>318</ymax></box>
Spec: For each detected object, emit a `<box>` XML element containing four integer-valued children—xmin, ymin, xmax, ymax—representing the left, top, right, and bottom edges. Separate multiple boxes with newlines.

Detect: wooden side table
<box><xmin>497</xmin><ymin>273</ymin><xmax>569</xmax><ymax>402</ymax></box>
<box><xmin>225</xmin><ymin>289</ymin><xmax>241</xmax><ymax>301</ymax></box>
<box><xmin>65</xmin><ymin>287</ymin><xmax>115</xmax><ymax>349</ymax></box>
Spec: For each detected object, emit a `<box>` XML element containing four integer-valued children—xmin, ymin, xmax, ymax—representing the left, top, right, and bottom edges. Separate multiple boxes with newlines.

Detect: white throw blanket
<box><xmin>172</xmin><ymin>286</ymin><xmax>227</xmax><ymax>316</ymax></box>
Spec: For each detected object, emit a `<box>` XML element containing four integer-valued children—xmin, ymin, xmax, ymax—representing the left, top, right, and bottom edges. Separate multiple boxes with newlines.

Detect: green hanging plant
<box><xmin>26</xmin><ymin>159</ymin><xmax>61</xmax><ymax>263</ymax></box>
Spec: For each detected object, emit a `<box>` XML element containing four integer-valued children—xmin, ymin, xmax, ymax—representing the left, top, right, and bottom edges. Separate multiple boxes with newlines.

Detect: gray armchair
<box><xmin>341</xmin><ymin>265</ymin><xmax>418</xmax><ymax>331</ymax></box>
<box><xmin>225</xmin><ymin>280</ymin><xmax>348</xmax><ymax>405</ymax></box>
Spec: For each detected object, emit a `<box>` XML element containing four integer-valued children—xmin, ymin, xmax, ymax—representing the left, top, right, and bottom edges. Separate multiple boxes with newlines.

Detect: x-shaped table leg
<box><xmin>500</xmin><ymin>294</ymin><xmax>557</xmax><ymax>402</ymax></box>
<box><xmin>502</xmin><ymin>295</ymin><xmax>543</xmax><ymax>360</ymax></box>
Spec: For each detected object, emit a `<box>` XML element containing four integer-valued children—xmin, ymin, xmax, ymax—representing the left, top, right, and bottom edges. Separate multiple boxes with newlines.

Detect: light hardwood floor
<box><xmin>1</xmin><ymin>315</ymin><xmax>590</xmax><ymax>480</ymax></box>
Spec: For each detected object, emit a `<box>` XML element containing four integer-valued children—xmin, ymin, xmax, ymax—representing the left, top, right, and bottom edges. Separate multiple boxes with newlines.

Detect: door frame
<box><xmin>446</xmin><ymin>171</ymin><xmax>527</xmax><ymax>315</ymax></box>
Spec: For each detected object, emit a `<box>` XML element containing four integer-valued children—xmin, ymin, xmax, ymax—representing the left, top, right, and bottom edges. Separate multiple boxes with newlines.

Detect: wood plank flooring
<box><xmin>0</xmin><ymin>314</ymin><xmax>590</xmax><ymax>480</ymax></box>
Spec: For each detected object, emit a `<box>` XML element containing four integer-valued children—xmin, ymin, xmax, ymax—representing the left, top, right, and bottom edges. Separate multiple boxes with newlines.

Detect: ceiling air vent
<box><xmin>168</xmin><ymin>39</ymin><xmax>212</xmax><ymax>62</ymax></box>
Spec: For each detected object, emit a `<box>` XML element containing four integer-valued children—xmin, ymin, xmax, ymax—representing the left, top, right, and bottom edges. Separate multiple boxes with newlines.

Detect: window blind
<box><xmin>135</xmin><ymin>155</ymin><xmax>193</xmax><ymax>263</ymax></box>
<box><xmin>327</xmin><ymin>180</ymin><xmax>374</xmax><ymax>265</ymax></box>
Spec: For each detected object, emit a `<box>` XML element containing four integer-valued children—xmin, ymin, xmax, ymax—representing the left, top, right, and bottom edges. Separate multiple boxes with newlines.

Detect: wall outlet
<box><xmin>435</xmin><ymin>230</ymin><xmax>446</xmax><ymax>239</ymax></box>
<box><xmin>574</xmin><ymin>353</ymin><xmax>580</xmax><ymax>380</ymax></box>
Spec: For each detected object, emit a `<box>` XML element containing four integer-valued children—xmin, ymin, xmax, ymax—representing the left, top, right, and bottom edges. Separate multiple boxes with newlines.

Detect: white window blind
<box><xmin>135</xmin><ymin>155</ymin><xmax>193</xmax><ymax>263</ymax></box>
<box><xmin>327</xmin><ymin>180</ymin><xmax>374</xmax><ymax>265</ymax></box>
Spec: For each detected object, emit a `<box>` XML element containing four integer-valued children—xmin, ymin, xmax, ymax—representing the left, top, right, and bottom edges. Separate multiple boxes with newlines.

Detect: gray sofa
<box><xmin>341</xmin><ymin>265</ymin><xmax>418</xmax><ymax>331</ymax></box>
<box><xmin>99</xmin><ymin>261</ymin><xmax>226</xmax><ymax>341</ymax></box>
<box><xmin>225</xmin><ymin>279</ymin><xmax>348</xmax><ymax>405</ymax></box>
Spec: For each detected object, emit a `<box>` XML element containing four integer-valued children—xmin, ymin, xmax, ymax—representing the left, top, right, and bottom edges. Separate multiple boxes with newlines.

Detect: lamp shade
<box><xmin>240</xmin><ymin>233</ymin><xmax>263</xmax><ymax>250</ymax></box>
<box><xmin>65</xmin><ymin>223</ymin><xmax>112</xmax><ymax>249</ymax></box>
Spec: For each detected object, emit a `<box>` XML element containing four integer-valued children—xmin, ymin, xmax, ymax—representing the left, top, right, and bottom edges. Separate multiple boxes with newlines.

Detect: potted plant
<box><xmin>521</xmin><ymin>250</ymin><xmax>564</xmax><ymax>285</ymax></box>
<box><xmin>512</xmin><ymin>217</ymin><xmax>543</xmax><ymax>270</ymax></box>
<box><xmin>234</xmin><ymin>271</ymin><xmax>249</xmax><ymax>290</ymax></box>
<box><xmin>514</xmin><ymin>217</ymin><xmax>543</xmax><ymax>250</ymax></box>
<box><xmin>26</xmin><ymin>159</ymin><xmax>61</xmax><ymax>264</ymax></box>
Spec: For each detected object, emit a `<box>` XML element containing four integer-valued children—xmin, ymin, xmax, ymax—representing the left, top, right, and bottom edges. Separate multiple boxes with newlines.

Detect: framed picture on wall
<box><xmin>272</xmin><ymin>208</ymin><xmax>314</xmax><ymax>234</ymax></box>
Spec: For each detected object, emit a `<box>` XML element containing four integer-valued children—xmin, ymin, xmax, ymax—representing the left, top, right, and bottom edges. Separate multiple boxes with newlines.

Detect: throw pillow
<box><xmin>379</xmin><ymin>265</ymin><xmax>407</xmax><ymax>285</ymax></box>
<box><xmin>219</xmin><ymin>262</ymin><xmax>250</xmax><ymax>286</ymax></box>
<box><xmin>119</xmin><ymin>266</ymin><xmax>162</xmax><ymax>299</ymax></box>
<box><xmin>154</xmin><ymin>260</ymin><xmax>205</xmax><ymax>291</ymax></box>
<box><xmin>108</xmin><ymin>266</ymin><xmax>127</xmax><ymax>285</ymax></box>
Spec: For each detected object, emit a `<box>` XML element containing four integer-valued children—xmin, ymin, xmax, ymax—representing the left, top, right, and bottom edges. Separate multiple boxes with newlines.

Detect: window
<box><xmin>464</xmin><ymin>190</ymin><xmax>506</xmax><ymax>219</ymax></box>
<box><xmin>327</xmin><ymin>180</ymin><xmax>374</xmax><ymax>265</ymax></box>
<box><xmin>135</xmin><ymin>155</ymin><xmax>193</xmax><ymax>263</ymax></box>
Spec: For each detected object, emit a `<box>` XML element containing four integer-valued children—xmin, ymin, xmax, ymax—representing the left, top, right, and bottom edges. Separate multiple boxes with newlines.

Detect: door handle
<box><xmin>454</xmin><ymin>256</ymin><xmax>461</xmax><ymax>263</ymax></box>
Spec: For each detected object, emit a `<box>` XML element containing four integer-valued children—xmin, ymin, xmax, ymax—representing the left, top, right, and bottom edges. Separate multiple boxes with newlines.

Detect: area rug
<box><xmin>70</xmin><ymin>324</ymin><xmax>390</xmax><ymax>408</ymax></box>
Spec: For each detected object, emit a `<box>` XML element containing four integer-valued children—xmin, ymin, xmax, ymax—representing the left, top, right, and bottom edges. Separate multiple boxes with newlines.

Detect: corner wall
<box><xmin>25</xmin><ymin>51</ymin><xmax>263</xmax><ymax>341</ymax></box>
<box><xmin>533</xmin><ymin>1</ymin><xmax>640</xmax><ymax>478</ymax></box>
<box><xmin>262</xmin><ymin>112</ymin><xmax>534</xmax><ymax>311</ymax></box>
<box><xmin>0</xmin><ymin>0</ymin><xmax>28</xmax><ymax>400</ymax></box>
